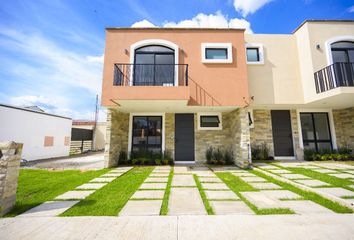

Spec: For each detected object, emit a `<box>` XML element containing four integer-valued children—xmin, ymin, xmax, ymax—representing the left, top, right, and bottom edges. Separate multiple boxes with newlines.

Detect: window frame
<box><xmin>197</xmin><ymin>113</ymin><xmax>222</xmax><ymax>130</ymax></box>
<box><xmin>245</xmin><ymin>43</ymin><xmax>264</xmax><ymax>65</ymax></box>
<box><xmin>201</xmin><ymin>43</ymin><xmax>233</xmax><ymax>63</ymax></box>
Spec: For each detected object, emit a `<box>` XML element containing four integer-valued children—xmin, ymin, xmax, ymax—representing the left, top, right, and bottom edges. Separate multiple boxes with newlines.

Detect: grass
<box><xmin>61</xmin><ymin>166</ymin><xmax>153</xmax><ymax>216</ymax></box>
<box><xmin>273</xmin><ymin>165</ymin><xmax>354</xmax><ymax>191</ymax></box>
<box><xmin>5</xmin><ymin>168</ymin><xmax>109</xmax><ymax>217</ymax></box>
<box><xmin>252</xmin><ymin>169</ymin><xmax>353</xmax><ymax>213</ymax></box>
<box><xmin>160</xmin><ymin>169</ymin><xmax>174</xmax><ymax>215</ymax></box>
<box><xmin>194</xmin><ymin>174</ymin><xmax>214</xmax><ymax>215</ymax></box>
<box><xmin>216</xmin><ymin>172</ymin><xmax>294</xmax><ymax>215</ymax></box>
<box><xmin>312</xmin><ymin>160</ymin><xmax>354</xmax><ymax>166</ymax></box>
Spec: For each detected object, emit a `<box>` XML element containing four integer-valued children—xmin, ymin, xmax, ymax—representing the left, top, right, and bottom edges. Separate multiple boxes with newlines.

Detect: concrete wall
<box><xmin>245</xmin><ymin>34</ymin><xmax>304</xmax><ymax>106</ymax></box>
<box><xmin>333</xmin><ymin>107</ymin><xmax>354</xmax><ymax>150</ymax></box>
<box><xmin>0</xmin><ymin>106</ymin><xmax>71</xmax><ymax>161</ymax></box>
<box><xmin>72</xmin><ymin>123</ymin><xmax>107</xmax><ymax>150</ymax></box>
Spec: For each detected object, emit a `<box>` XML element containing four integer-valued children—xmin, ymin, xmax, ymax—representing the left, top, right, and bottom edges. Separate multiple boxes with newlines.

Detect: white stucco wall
<box><xmin>0</xmin><ymin>105</ymin><xmax>72</xmax><ymax>161</ymax></box>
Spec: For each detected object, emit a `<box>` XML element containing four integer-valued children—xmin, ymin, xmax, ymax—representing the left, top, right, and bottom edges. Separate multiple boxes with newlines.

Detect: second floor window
<box><xmin>331</xmin><ymin>41</ymin><xmax>354</xmax><ymax>63</ymax></box>
<box><xmin>246</xmin><ymin>48</ymin><xmax>260</xmax><ymax>62</ymax></box>
<box><xmin>134</xmin><ymin>45</ymin><xmax>175</xmax><ymax>86</ymax></box>
<box><xmin>205</xmin><ymin>48</ymin><xmax>228</xmax><ymax>60</ymax></box>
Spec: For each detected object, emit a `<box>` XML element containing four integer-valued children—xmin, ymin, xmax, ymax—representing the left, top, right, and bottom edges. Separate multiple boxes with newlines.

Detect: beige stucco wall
<box><xmin>245</xmin><ymin>34</ymin><xmax>304</xmax><ymax>106</ymax></box>
<box><xmin>294</xmin><ymin>22</ymin><xmax>354</xmax><ymax>103</ymax></box>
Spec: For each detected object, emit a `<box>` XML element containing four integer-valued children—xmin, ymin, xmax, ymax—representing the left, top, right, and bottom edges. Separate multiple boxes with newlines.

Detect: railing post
<box><xmin>185</xmin><ymin>65</ymin><xmax>188</xmax><ymax>86</ymax></box>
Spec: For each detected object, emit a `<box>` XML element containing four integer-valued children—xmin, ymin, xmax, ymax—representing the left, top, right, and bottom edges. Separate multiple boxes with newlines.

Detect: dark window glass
<box><xmin>205</xmin><ymin>48</ymin><xmax>228</xmax><ymax>59</ymax></box>
<box><xmin>331</xmin><ymin>41</ymin><xmax>354</xmax><ymax>63</ymax></box>
<box><xmin>132</xmin><ymin>116</ymin><xmax>162</xmax><ymax>153</ymax></box>
<box><xmin>300</xmin><ymin>113</ymin><xmax>332</xmax><ymax>152</ymax></box>
<box><xmin>136</xmin><ymin>45</ymin><xmax>174</xmax><ymax>53</ymax></box>
<box><xmin>246</xmin><ymin>48</ymin><xmax>260</xmax><ymax>62</ymax></box>
<box><xmin>200</xmin><ymin>116</ymin><xmax>220</xmax><ymax>128</ymax></box>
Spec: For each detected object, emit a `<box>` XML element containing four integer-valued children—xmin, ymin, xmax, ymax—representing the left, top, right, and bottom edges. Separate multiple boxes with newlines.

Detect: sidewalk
<box><xmin>1</xmin><ymin>214</ymin><xmax>353</xmax><ymax>240</ymax></box>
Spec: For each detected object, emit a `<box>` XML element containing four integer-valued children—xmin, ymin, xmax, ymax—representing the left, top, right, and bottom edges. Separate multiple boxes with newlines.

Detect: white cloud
<box><xmin>162</xmin><ymin>12</ymin><xmax>253</xmax><ymax>33</ymax></box>
<box><xmin>348</xmin><ymin>5</ymin><xmax>354</xmax><ymax>13</ymax></box>
<box><xmin>131</xmin><ymin>19</ymin><xmax>156</xmax><ymax>28</ymax></box>
<box><xmin>86</xmin><ymin>54</ymin><xmax>104</xmax><ymax>63</ymax></box>
<box><xmin>233</xmin><ymin>0</ymin><xmax>273</xmax><ymax>17</ymax></box>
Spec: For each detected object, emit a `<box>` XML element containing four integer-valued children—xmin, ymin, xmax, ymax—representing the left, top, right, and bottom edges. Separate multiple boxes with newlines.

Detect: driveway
<box><xmin>24</xmin><ymin>152</ymin><xmax>105</xmax><ymax>170</ymax></box>
<box><xmin>0</xmin><ymin>215</ymin><xmax>353</xmax><ymax>240</ymax></box>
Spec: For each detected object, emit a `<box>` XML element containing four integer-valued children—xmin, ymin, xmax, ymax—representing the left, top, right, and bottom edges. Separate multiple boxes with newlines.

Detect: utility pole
<box><xmin>92</xmin><ymin>94</ymin><xmax>99</xmax><ymax>151</ymax></box>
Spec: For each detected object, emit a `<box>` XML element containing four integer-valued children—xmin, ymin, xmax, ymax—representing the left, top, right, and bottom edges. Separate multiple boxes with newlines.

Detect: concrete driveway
<box><xmin>0</xmin><ymin>215</ymin><xmax>353</xmax><ymax>240</ymax></box>
<box><xmin>24</xmin><ymin>152</ymin><xmax>105</xmax><ymax>170</ymax></box>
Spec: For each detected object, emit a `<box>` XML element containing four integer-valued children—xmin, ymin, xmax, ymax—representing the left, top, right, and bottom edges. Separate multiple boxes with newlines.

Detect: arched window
<box><xmin>331</xmin><ymin>41</ymin><xmax>354</xmax><ymax>63</ymax></box>
<box><xmin>133</xmin><ymin>45</ymin><xmax>175</xmax><ymax>86</ymax></box>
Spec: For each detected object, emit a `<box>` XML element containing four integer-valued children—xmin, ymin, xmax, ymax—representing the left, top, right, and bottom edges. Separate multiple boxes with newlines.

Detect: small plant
<box><xmin>212</xmin><ymin>148</ymin><xmax>223</xmax><ymax>164</ymax></box>
<box><xmin>206</xmin><ymin>146</ymin><xmax>213</xmax><ymax>164</ymax></box>
<box><xmin>131</xmin><ymin>158</ymin><xmax>140</xmax><ymax>165</ymax></box>
<box><xmin>163</xmin><ymin>150</ymin><xmax>173</xmax><ymax>165</ymax></box>
<box><xmin>118</xmin><ymin>150</ymin><xmax>127</xmax><ymax>165</ymax></box>
<box><xmin>303</xmin><ymin>147</ymin><xmax>354</xmax><ymax>161</ymax></box>
<box><xmin>224</xmin><ymin>149</ymin><xmax>234</xmax><ymax>165</ymax></box>
<box><xmin>251</xmin><ymin>142</ymin><xmax>271</xmax><ymax>160</ymax></box>
<box><xmin>155</xmin><ymin>158</ymin><xmax>162</xmax><ymax>165</ymax></box>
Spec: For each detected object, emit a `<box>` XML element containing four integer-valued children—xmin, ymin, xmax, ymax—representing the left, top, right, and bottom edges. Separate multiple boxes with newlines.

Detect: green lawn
<box><xmin>194</xmin><ymin>175</ymin><xmax>214</xmax><ymax>215</ymax></box>
<box><xmin>160</xmin><ymin>169</ymin><xmax>174</xmax><ymax>215</ymax></box>
<box><xmin>252</xmin><ymin>169</ymin><xmax>353</xmax><ymax>213</ymax></box>
<box><xmin>216</xmin><ymin>172</ymin><xmax>294</xmax><ymax>215</ymax></box>
<box><xmin>61</xmin><ymin>166</ymin><xmax>153</xmax><ymax>216</ymax></box>
<box><xmin>5</xmin><ymin>168</ymin><xmax>109</xmax><ymax>217</ymax></box>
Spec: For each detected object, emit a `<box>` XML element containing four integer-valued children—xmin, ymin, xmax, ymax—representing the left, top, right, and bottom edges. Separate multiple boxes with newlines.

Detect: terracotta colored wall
<box><xmin>102</xmin><ymin>29</ymin><xmax>249</xmax><ymax>107</ymax></box>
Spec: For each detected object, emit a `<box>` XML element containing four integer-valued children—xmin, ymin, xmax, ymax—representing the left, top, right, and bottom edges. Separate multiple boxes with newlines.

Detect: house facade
<box><xmin>101</xmin><ymin>20</ymin><xmax>354</xmax><ymax>168</ymax></box>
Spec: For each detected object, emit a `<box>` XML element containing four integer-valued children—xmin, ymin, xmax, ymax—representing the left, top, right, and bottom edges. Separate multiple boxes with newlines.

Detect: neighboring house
<box><xmin>71</xmin><ymin>121</ymin><xmax>107</xmax><ymax>154</ymax></box>
<box><xmin>0</xmin><ymin>103</ymin><xmax>72</xmax><ymax>161</ymax></box>
<box><xmin>101</xmin><ymin>20</ymin><xmax>354</xmax><ymax>168</ymax></box>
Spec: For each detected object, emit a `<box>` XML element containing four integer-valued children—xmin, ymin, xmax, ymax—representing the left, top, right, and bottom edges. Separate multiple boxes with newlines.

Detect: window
<box><xmin>300</xmin><ymin>113</ymin><xmax>332</xmax><ymax>152</ymax></box>
<box><xmin>205</xmin><ymin>48</ymin><xmax>228</xmax><ymax>60</ymax></box>
<box><xmin>331</xmin><ymin>41</ymin><xmax>354</xmax><ymax>63</ymax></box>
<box><xmin>245</xmin><ymin>43</ymin><xmax>264</xmax><ymax>64</ymax></box>
<box><xmin>132</xmin><ymin>116</ymin><xmax>162</xmax><ymax>153</ymax></box>
<box><xmin>246</xmin><ymin>48</ymin><xmax>259</xmax><ymax>62</ymax></box>
<box><xmin>198</xmin><ymin>113</ymin><xmax>222</xmax><ymax>130</ymax></box>
<box><xmin>201</xmin><ymin>43</ymin><xmax>233</xmax><ymax>63</ymax></box>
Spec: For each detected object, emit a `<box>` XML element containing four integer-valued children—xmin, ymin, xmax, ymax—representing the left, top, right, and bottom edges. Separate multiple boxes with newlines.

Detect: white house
<box><xmin>0</xmin><ymin>103</ymin><xmax>72</xmax><ymax>161</ymax></box>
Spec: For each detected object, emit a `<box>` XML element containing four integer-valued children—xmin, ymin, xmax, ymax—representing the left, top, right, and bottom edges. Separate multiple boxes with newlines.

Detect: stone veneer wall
<box><xmin>333</xmin><ymin>107</ymin><xmax>354</xmax><ymax>150</ymax></box>
<box><xmin>229</xmin><ymin>109</ymin><xmax>251</xmax><ymax>168</ymax></box>
<box><xmin>250</xmin><ymin>110</ymin><xmax>274</xmax><ymax>156</ymax></box>
<box><xmin>0</xmin><ymin>141</ymin><xmax>22</xmax><ymax>216</ymax></box>
<box><xmin>165</xmin><ymin>113</ymin><xmax>175</xmax><ymax>159</ymax></box>
<box><xmin>104</xmin><ymin>108</ymin><xmax>129</xmax><ymax>167</ymax></box>
<box><xmin>195</xmin><ymin>113</ymin><xmax>232</xmax><ymax>162</ymax></box>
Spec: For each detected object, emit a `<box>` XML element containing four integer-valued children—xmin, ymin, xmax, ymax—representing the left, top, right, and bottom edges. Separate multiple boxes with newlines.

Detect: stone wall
<box><xmin>165</xmin><ymin>113</ymin><xmax>175</xmax><ymax>159</ymax></box>
<box><xmin>290</xmin><ymin>109</ymin><xmax>302</xmax><ymax>160</ymax></box>
<box><xmin>195</xmin><ymin>113</ymin><xmax>232</xmax><ymax>162</ymax></box>
<box><xmin>250</xmin><ymin>110</ymin><xmax>274</xmax><ymax>156</ymax></box>
<box><xmin>333</xmin><ymin>107</ymin><xmax>354</xmax><ymax>150</ymax></box>
<box><xmin>229</xmin><ymin>109</ymin><xmax>251</xmax><ymax>168</ymax></box>
<box><xmin>104</xmin><ymin>108</ymin><xmax>129</xmax><ymax>167</ymax></box>
<box><xmin>0</xmin><ymin>141</ymin><xmax>22</xmax><ymax>216</ymax></box>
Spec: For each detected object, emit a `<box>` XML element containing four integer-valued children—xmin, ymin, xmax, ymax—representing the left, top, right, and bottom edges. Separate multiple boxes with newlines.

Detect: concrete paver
<box><xmin>55</xmin><ymin>190</ymin><xmax>95</xmax><ymax>200</ymax></box>
<box><xmin>168</xmin><ymin>188</ymin><xmax>206</xmax><ymax>215</ymax></box>
<box><xmin>199</xmin><ymin>177</ymin><xmax>223</xmax><ymax>183</ymax></box>
<box><xmin>241</xmin><ymin>192</ymin><xmax>281</xmax><ymax>209</ymax></box>
<box><xmin>294</xmin><ymin>179</ymin><xmax>331</xmax><ymax>187</ymax></box>
<box><xmin>257</xmin><ymin>165</ymin><xmax>279</xmax><ymax>170</ymax></box>
<box><xmin>328</xmin><ymin>173</ymin><xmax>354</xmax><ymax>179</ymax></box>
<box><xmin>18</xmin><ymin>201</ymin><xmax>79</xmax><ymax>217</ymax></box>
<box><xmin>268</xmin><ymin>169</ymin><xmax>292</xmax><ymax>174</ymax></box>
<box><xmin>316</xmin><ymin>187</ymin><xmax>354</xmax><ymax>198</ymax></box>
<box><xmin>172</xmin><ymin>175</ymin><xmax>196</xmax><ymax>187</ymax></box>
<box><xmin>205</xmin><ymin>190</ymin><xmax>239</xmax><ymax>200</ymax></box>
<box><xmin>239</xmin><ymin>176</ymin><xmax>268</xmax><ymax>182</ymax></box>
<box><xmin>101</xmin><ymin>173</ymin><xmax>122</xmax><ymax>177</ymax></box>
<box><xmin>150</xmin><ymin>173</ymin><xmax>170</xmax><ymax>177</ymax></box>
<box><xmin>90</xmin><ymin>177</ymin><xmax>115</xmax><ymax>183</ymax></box>
<box><xmin>232</xmin><ymin>172</ymin><xmax>256</xmax><ymax>177</ymax></box>
<box><xmin>248</xmin><ymin>182</ymin><xmax>282</xmax><ymax>190</ymax></box>
<box><xmin>280</xmin><ymin>174</ymin><xmax>311</xmax><ymax>180</ymax></box>
<box><xmin>201</xmin><ymin>183</ymin><xmax>229</xmax><ymax>190</ymax></box>
<box><xmin>76</xmin><ymin>183</ymin><xmax>108</xmax><ymax>190</ymax></box>
<box><xmin>279</xmin><ymin>200</ymin><xmax>334</xmax><ymax>214</ymax></box>
<box><xmin>210</xmin><ymin>201</ymin><xmax>253</xmax><ymax>215</ymax></box>
<box><xmin>131</xmin><ymin>190</ymin><xmax>165</xmax><ymax>199</ymax></box>
<box><xmin>140</xmin><ymin>183</ymin><xmax>167</xmax><ymax>189</ymax></box>
<box><xmin>119</xmin><ymin>200</ymin><xmax>163</xmax><ymax>216</ymax></box>
<box><xmin>261</xmin><ymin>190</ymin><xmax>302</xmax><ymax>200</ymax></box>
<box><xmin>145</xmin><ymin>177</ymin><xmax>168</xmax><ymax>183</ymax></box>
<box><xmin>312</xmin><ymin>169</ymin><xmax>338</xmax><ymax>174</ymax></box>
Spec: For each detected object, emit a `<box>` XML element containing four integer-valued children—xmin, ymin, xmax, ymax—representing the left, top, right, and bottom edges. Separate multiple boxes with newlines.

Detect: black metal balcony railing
<box><xmin>314</xmin><ymin>62</ymin><xmax>354</xmax><ymax>93</ymax></box>
<box><xmin>114</xmin><ymin>64</ymin><xmax>189</xmax><ymax>86</ymax></box>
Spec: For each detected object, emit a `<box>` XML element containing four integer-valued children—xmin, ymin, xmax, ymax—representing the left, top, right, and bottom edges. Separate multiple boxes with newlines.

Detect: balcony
<box><xmin>114</xmin><ymin>63</ymin><xmax>188</xmax><ymax>86</ymax></box>
<box><xmin>314</xmin><ymin>62</ymin><xmax>354</xmax><ymax>93</ymax></box>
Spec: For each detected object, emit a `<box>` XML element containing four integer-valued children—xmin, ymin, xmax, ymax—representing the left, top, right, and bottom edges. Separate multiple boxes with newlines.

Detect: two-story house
<box><xmin>101</xmin><ymin>20</ymin><xmax>354</xmax><ymax>168</ymax></box>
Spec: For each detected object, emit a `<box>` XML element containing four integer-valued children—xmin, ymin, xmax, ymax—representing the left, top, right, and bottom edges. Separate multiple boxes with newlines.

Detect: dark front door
<box><xmin>175</xmin><ymin>114</ymin><xmax>195</xmax><ymax>162</ymax></box>
<box><xmin>271</xmin><ymin>110</ymin><xmax>294</xmax><ymax>157</ymax></box>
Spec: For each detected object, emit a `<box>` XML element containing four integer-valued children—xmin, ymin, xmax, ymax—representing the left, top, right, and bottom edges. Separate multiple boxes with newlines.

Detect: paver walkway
<box><xmin>18</xmin><ymin>167</ymin><xmax>133</xmax><ymax>217</ymax></box>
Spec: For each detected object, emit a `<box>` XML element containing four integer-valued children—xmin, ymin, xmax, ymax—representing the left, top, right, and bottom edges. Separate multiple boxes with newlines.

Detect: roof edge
<box><xmin>292</xmin><ymin>20</ymin><xmax>354</xmax><ymax>33</ymax></box>
<box><xmin>105</xmin><ymin>27</ymin><xmax>245</xmax><ymax>31</ymax></box>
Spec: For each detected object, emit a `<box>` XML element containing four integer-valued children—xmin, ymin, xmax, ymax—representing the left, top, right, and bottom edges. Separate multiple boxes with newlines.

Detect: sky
<box><xmin>0</xmin><ymin>0</ymin><xmax>353</xmax><ymax>122</ymax></box>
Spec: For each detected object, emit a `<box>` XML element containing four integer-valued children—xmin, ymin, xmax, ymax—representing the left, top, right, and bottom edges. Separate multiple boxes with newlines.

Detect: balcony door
<box><xmin>134</xmin><ymin>45</ymin><xmax>175</xmax><ymax>86</ymax></box>
<box><xmin>331</xmin><ymin>41</ymin><xmax>354</xmax><ymax>87</ymax></box>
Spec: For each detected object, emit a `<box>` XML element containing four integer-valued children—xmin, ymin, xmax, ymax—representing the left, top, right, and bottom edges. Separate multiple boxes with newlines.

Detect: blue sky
<box><xmin>0</xmin><ymin>0</ymin><xmax>353</xmax><ymax>121</ymax></box>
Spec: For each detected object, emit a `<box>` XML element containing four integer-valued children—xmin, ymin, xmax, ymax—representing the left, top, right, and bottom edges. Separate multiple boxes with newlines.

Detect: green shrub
<box><xmin>206</xmin><ymin>147</ymin><xmax>213</xmax><ymax>164</ymax></box>
<box><xmin>212</xmin><ymin>148</ymin><xmax>223</xmax><ymax>164</ymax></box>
<box><xmin>251</xmin><ymin>142</ymin><xmax>270</xmax><ymax>160</ymax></box>
<box><xmin>163</xmin><ymin>150</ymin><xmax>173</xmax><ymax>165</ymax></box>
<box><xmin>224</xmin><ymin>149</ymin><xmax>234</xmax><ymax>165</ymax></box>
<box><xmin>154</xmin><ymin>158</ymin><xmax>162</xmax><ymax>165</ymax></box>
<box><xmin>303</xmin><ymin>147</ymin><xmax>353</xmax><ymax>161</ymax></box>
